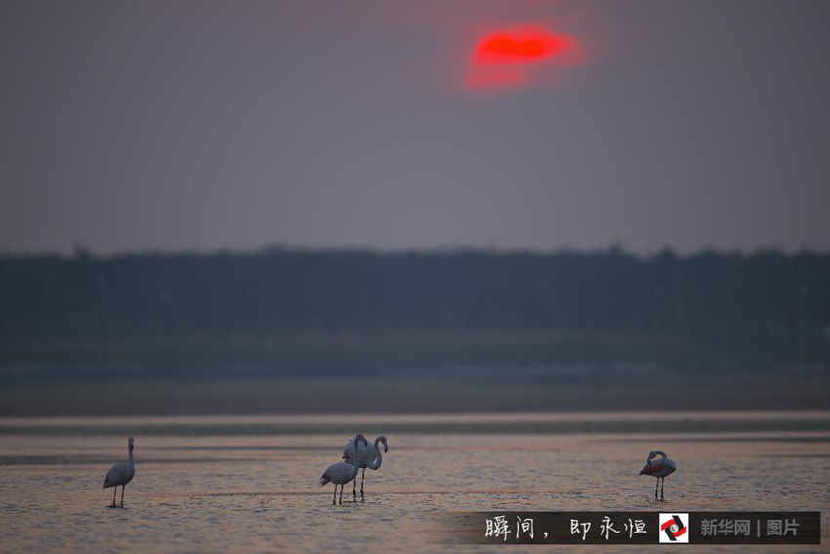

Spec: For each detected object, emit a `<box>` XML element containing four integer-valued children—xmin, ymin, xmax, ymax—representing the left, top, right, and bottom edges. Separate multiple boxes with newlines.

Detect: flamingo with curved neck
<box><xmin>320</xmin><ymin>434</ymin><xmax>369</xmax><ymax>505</ymax></box>
<box><xmin>639</xmin><ymin>450</ymin><xmax>677</xmax><ymax>501</ymax></box>
<box><xmin>342</xmin><ymin>434</ymin><xmax>389</xmax><ymax>501</ymax></box>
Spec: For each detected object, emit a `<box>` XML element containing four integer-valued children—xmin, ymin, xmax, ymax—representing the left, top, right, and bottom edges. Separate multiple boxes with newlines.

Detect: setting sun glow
<box><xmin>466</xmin><ymin>25</ymin><xmax>581</xmax><ymax>92</ymax></box>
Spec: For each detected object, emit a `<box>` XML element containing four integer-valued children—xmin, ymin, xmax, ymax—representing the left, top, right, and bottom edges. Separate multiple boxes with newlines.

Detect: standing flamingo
<box><xmin>342</xmin><ymin>434</ymin><xmax>389</xmax><ymax>501</ymax></box>
<box><xmin>639</xmin><ymin>450</ymin><xmax>676</xmax><ymax>501</ymax></box>
<box><xmin>319</xmin><ymin>434</ymin><xmax>369</xmax><ymax>505</ymax></box>
<box><xmin>103</xmin><ymin>437</ymin><xmax>135</xmax><ymax>508</ymax></box>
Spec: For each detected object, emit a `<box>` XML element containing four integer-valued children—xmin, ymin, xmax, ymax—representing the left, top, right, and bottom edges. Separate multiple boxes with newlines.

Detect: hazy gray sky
<box><xmin>2</xmin><ymin>0</ymin><xmax>829</xmax><ymax>254</ymax></box>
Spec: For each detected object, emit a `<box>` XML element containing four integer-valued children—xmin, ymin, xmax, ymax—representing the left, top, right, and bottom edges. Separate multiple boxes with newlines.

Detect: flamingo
<box><xmin>342</xmin><ymin>434</ymin><xmax>389</xmax><ymax>501</ymax></box>
<box><xmin>319</xmin><ymin>434</ymin><xmax>369</xmax><ymax>505</ymax></box>
<box><xmin>103</xmin><ymin>437</ymin><xmax>135</xmax><ymax>508</ymax></box>
<box><xmin>639</xmin><ymin>450</ymin><xmax>676</xmax><ymax>501</ymax></box>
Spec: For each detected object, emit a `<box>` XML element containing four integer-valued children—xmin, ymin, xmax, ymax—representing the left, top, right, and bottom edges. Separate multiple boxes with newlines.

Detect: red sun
<box><xmin>466</xmin><ymin>25</ymin><xmax>582</xmax><ymax>92</ymax></box>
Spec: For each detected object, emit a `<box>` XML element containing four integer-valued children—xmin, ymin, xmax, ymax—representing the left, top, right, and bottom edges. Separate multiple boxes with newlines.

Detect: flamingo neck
<box><xmin>369</xmin><ymin>438</ymin><xmax>384</xmax><ymax>469</ymax></box>
<box><xmin>350</xmin><ymin>437</ymin><xmax>367</xmax><ymax>469</ymax></box>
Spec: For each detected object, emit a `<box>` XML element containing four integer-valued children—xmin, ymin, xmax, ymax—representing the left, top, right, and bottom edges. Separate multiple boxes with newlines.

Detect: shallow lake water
<box><xmin>1</xmin><ymin>412</ymin><xmax>828</xmax><ymax>552</ymax></box>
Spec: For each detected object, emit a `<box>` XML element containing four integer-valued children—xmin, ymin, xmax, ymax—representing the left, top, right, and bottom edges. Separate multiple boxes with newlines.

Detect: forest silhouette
<box><xmin>1</xmin><ymin>247</ymin><xmax>828</xmax><ymax>382</ymax></box>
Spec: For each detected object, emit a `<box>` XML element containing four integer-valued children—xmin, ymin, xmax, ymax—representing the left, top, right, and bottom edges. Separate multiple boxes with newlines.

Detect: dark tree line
<box><xmin>1</xmin><ymin>247</ymin><xmax>828</xmax><ymax>365</ymax></box>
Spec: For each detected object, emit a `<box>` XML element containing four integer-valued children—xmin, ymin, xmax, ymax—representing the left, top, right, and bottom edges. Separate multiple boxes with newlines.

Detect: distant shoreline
<box><xmin>2</xmin><ymin>409</ymin><xmax>830</xmax><ymax>441</ymax></box>
<box><xmin>2</xmin><ymin>372</ymin><xmax>828</xmax><ymax>417</ymax></box>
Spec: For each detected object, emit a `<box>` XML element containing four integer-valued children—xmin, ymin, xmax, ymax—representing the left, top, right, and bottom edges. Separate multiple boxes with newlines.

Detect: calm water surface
<box><xmin>1</xmin><ymin>412</ymin><xmax>828</xmax><ymax>553</ymax></box>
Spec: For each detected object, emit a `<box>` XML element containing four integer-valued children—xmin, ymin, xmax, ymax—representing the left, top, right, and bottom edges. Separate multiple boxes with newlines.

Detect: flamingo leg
<box><xmin>120</xmin><ymin>485</ymin><xmax>126</xmax><ymax>507</ymax></box>
<box><xmin>654</xmin><ymin>477</ymin><xmax>659</xmax><ymax>500</ymax></box>
<box><xmin>332</xmin><ymin>485</ymin><xmax>337</xmax><ymax>505</ymax></box>
<box><xmin>360</xmin><ymin>468</ymin><xmax>365</xmax><ymax>501</ymax></box>
<box><xmin>111</xmin><ymin>487</ymin><xmax>117</xmax><ymax>507</ymax></box>
<box><xmin>660</xmin><ymin>477</ymin><xmax>665</xmax><ymax>501</ymax></box>
<box><xmin>339</xmin><ymin>483</ymin><xmax>344</xmax><ymax>505</ymax></box>
<box><xmin>353</xmin><ymin>475</ymin><xmax>357</xmax><ymax>500</ymax></box>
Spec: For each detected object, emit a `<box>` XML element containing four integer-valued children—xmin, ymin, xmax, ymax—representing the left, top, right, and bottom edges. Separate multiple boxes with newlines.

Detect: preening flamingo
<box><xmin>639</xmin><ymin>450</ymin><xmax>676</xmax><ymax>501</ymax></box>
